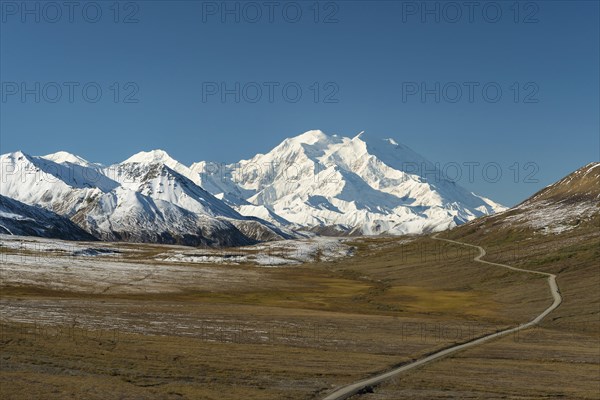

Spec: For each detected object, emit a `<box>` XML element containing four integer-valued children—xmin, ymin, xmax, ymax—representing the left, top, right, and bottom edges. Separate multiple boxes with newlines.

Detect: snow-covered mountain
<box><xmin>0</xmin><ymin>195</ymin><xmax>96</xmax><ymax>241</ymax></box>
<box><xmin>189</xmin><ymin>130</ymin><xmax>506</xmax><ymax>234</ymax></box>
<box><xmin>0</xmin><ymin>151</ymin><xmax>117</xmax><ymax>217</ymax></box>
<box><xmin>0</xmin><ymin>130</ymin><xmax>506</xmax><ymax>243</ymax></box>
<box><xmin>0</xmin><ymin>151</ymin><xmax>291</xmax><ymax>246</ymax></box>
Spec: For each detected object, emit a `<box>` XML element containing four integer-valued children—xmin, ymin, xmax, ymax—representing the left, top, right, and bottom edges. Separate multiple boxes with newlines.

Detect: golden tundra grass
<box><xmin>359</xmin><ymin>216</ymin><xmax>600</xmax><ymax>399</ymax></box>
<box><xmin>1</xmin><ymin>227</ymin><xmax>598</xmax><ymax>399</ymax></box>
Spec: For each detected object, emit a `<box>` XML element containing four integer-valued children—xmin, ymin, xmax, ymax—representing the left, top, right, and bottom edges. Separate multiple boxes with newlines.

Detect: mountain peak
<box><xmin>186</xmin><ymin>130</ymin><xmax>506</xmax><ymax>234</ymax></box>
<box><xmin>2</xmin><ymin>150</ymin><xmax>29</xmax><ymax>160</ymax></box>
<box><xmin>122</xmin><ymin>149</ymin><xmax>176</xmax><ymax>165</ymax></box>
<box><xmin>523</xmin><ymin>162</ymin><xmax>600</xmax><ymax>206</ymax></box>
<box><xmin>291</xmin><ymin>130</ymin><xmax>329</xmax><ymax>144</ymax></box>
<box><xmin>42</xmin><ymin>151</ymin><xmax>94</xmax><ymax>166</ymax></box>
<box><xmin>348</xmin><ymin>132</ymin><xmax>402</xmax><ymax>149</ymax></box>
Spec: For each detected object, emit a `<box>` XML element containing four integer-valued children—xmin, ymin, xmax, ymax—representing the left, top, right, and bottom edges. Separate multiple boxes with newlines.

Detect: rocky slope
<box><xmin>0</xmin><ymin>195</ymin><xmax>96</xmax><ymax>241</ymax></box>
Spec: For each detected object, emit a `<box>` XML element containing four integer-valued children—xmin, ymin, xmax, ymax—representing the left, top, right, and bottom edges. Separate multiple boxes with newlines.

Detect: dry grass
<box><xmin>358</xmin><ymin>215</ymin><xmax>600</xmax><ymax>399</ymax></box>
<box><xmin>1</xmin><ymin>227</ymin><xmax>598</xmax><ymax>399</ymax></box>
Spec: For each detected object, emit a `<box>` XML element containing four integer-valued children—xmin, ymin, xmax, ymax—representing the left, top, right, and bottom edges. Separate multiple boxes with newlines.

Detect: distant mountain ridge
<box><xmin>0</xmin><ymin>150</ymin><xmax>292</xmax><ymax>246</ymax></box>
<box><xmin>1</xmin><ymin>130</ymin><xmax>508</xmax><ymax>244</ymax></box>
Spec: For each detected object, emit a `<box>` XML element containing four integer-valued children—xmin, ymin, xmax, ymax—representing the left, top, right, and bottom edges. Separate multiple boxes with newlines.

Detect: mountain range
<box><xmin>1</xmin><ymin>130</ymin><xmax>507</xmax><ymax>245</ymax></box>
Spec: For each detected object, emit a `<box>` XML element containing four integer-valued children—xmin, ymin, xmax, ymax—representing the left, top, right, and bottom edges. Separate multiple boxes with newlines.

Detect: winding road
<box><xmin>321</xmin><ymin>234</ymin><xmax>562</xmax><ymax>400</ymax></box>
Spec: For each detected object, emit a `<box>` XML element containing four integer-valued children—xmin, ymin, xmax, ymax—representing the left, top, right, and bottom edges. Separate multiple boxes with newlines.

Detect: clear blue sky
<box><xmin>1</xmin><ymin>0</ymin><xmax>598</xmax><ymax>206</ymax></box>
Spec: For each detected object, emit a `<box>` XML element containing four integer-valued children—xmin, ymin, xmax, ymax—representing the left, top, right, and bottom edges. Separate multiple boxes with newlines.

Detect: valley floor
<box><xmin>0</xmin><ymin>231</ymin><xmax>598</xmax><ymax>399</ymax></box>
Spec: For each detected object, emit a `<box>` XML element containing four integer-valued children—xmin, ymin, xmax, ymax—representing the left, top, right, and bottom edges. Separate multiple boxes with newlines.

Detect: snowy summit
<box><xmin>1</xmin><ymin>130</ymin><xmax>507</xmax><ymax>244</ymax></box>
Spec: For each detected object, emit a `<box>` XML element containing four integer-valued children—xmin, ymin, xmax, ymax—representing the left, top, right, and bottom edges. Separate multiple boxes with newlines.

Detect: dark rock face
<box><xmin>0</xmin><ymin>195</ymin><xmax>97</xmax><ymax>241</ymax></box>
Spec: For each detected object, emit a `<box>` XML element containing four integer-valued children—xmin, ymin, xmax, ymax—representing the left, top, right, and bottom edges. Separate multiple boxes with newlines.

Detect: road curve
<box><xmin>321</xmin><ymin>234</ymin><xmax>562</xmax><ymax>400</ymax></box>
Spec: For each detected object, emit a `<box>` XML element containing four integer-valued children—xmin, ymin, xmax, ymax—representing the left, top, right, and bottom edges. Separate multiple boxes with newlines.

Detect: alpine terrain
<box><xmin>0</xmin><ymin>130</ymin><xmax>506</xmax><ymax>244</ymax></box>
<box><xmin>0</xmin><ymin>150</ymin><xmax>290</xmax><ymax>246</ymax></box>
<box><xmin>190</xmin><ymin>130</ymin><xmax>506</xmax><ymax>234</ymax></box>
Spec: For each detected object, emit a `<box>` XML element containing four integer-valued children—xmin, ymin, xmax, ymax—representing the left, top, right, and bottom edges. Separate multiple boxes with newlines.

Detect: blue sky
<box><xmin>1</xmin><ymin>0</ymin><xmax>598</xmax><ymax>206</ymax></box>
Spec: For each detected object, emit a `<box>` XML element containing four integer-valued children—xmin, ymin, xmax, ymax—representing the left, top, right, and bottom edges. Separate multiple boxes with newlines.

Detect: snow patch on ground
<box><xmin>0</xmin><ymin>235</ymin><xmax>261</xmax><ymax>294</ymax></box>
<box><xmin>0</xmin><ymin>235</ymin><xmax>117</xmax><ymax>255</ymax></box>
<box><xmin>156</xmin><ymin>237</ymin><xmax>354</xmax><ymax>266</ymax></box>
<box><xmin>0</xmin><ymin>235</ymin><xmax>354</xmax><ymax>294</ymax></box>
<box><xmin>505</xmin><ymin>201</ymin><xmax>596</xmax><ymax>235</ymax></box>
